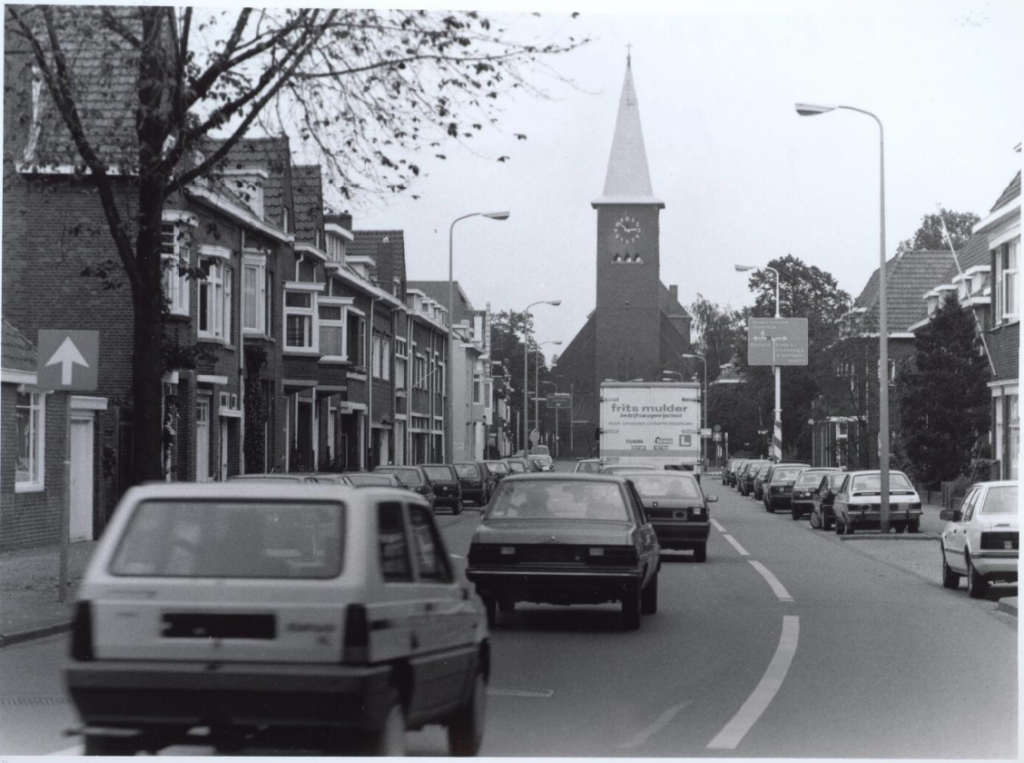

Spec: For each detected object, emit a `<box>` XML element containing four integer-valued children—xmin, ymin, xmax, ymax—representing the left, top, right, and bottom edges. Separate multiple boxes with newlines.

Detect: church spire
<box><xmin>593</xmin><ymin>55</ymin><xmax>663</xmax><ymax>206</ymax></box>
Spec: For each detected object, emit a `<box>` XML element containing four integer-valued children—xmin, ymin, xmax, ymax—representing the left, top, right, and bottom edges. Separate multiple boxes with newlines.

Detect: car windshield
<box><xmin>507</xmin><ymin>461</ymin><xmax>526</xmax><ymax>473</ymax></box>
<box><xmin>630</xmin><ymin>475</ymin><xmax>702</xmax><ymax>500</ymax></box>
<box><xmin>345</xmin><ymin>474</ymin><xmax>395</xmax><ymax>487</ymax></box>
<box><xmin>110</xmin><ymin>500</ymin><xmax>344</xmax><ymax>579</ymax></box>
<box><xmin>796</xmin><ymin>471</ymin><xmax>831</xmax><ymax>486</ymax></box>
<box><xmin>981</xmin><ymin>485</ymin><xmax>1018</xmax><ymax>515</ymax></box>
<box><xmin>576</xmin><ymin>461</ymin><xmax>602</xmax><ymax>473</ymax></box>
<box><xmin>424</xmin><ymin>466</ymin><xmax>456</xmax><ymax>482</ymax></box>
<box><xmin>380</xmin><ymin>468</ymin><xmax>422</xmax><ymax>486</ymax></box>
<box><xmin>454</xmin><ymin>464</ymin><xmax>481</xmax><ymax>479</ymax></box>
<box><xmin>850</xmin><ymin>473</ymin><xmax>915</xmax><ymax>493</ymax></box>
<box><xmin>772</xmin><ymin>468</ymin><xmax>803</xmax><ymax>482</ymax></box>
<box><xmin>487</xmin><ymin>480</ymin><xmax>629</xmax><ymax>522</ymax></box>
<box><xmin>485</xmin><ymin>462</ymin><xmax>509</xmax><ymax>475</ymax></box>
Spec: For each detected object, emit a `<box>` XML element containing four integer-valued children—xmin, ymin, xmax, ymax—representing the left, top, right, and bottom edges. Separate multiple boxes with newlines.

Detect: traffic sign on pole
<box><xmin>546</xmin><ymin>393</ymin><xmax>571</xmax><ymax>409</ymax></box>
<box><xmin>747</xmin><ymin>318</ymin><xmax>808</xmax><ymax>367</ymax></box>
<box><xmin>37</xmin><ymin>330</ymin><xmax>100</xmax><ymax>391</ymax></box>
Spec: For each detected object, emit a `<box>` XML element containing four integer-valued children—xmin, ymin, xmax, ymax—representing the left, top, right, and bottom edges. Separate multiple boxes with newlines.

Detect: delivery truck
<box><xmin>599</xmin><ymin>381</ymin><xmax>702</xmax><ymax>469</ymax></box>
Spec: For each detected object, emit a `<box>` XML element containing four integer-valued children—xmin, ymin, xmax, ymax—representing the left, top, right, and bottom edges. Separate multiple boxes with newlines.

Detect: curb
<box><xmin>0</xmin><ymin>621</ymin><xmax>73</xmax><ymax>648</ymax></box>
<box><xmin>996</xmin><ymin>598</ymin><xmax>1018</xmax><ymax>618</ymax></box>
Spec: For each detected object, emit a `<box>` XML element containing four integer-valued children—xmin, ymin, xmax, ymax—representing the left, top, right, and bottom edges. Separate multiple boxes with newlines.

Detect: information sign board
<box><xmin>747</xmin><ymin>318</ymin><xmax>808</xmax><ymax>367</ymax></box>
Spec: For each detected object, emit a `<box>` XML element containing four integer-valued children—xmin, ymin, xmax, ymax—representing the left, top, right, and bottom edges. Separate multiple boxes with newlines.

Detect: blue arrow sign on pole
<box><xmin>37</xmin><ymin>330</ymin><xmax>99</xmax><ymax>392</ymax></box>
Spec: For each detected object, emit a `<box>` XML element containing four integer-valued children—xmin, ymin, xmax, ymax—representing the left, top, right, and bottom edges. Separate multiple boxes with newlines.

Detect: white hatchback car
<box><xmin>65</xmin><ymin>482</ymin><xmax>489</xmax><ymax>756</ymax></box>
<box><xmin>940</xmin><ymin>481</ymin><xmax>1019</xmax><ymax>598</ymax></box>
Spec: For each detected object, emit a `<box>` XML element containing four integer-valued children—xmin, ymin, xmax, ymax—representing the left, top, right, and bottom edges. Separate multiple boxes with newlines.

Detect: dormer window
<box><xmin>220</xmin><ymin>168</ymin><xmax>269</xmax><ymax>220</ymax></box>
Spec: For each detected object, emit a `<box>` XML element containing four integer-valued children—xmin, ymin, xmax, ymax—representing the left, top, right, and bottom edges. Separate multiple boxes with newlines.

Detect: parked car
<box><xmin>739</xmin><ymin>460</ymin><xmax>767</xmax><ymax>497</ymax></box>
<box><xmin>64</xmin><ymin>482</ymin><xmax>489</xmax><ymax>756</ymax></box>
<box><xmin>628</xmin><ymin>471</ymin><xmax>716</xmax><ymax>562</ymax></box>
<box><xmin>832</xmin><ymin>470</ymin><xmax>922</xmax><ymax>534</ymax></box>
<box><xmin>374</xmin><ymin>465</ymin><xmax>436</xmax><ymax>510</ymax></box>
<box><xmin>752</xmin><ymin>463</ymin><xmax>773</xmax><ymax>500</ymax></box>
<box><xmin>454</xmin><ymin>461</ymin><xmax>494</xmax><ymax>506</ymax></box>
<box><xmin>574</xmin><ymin>458</ymin><xmax>602</xmax><ymax>474</ymax></box>
<box><xmin>810</xmin><ymin>472</ymin><xmax>848</xmax><ymax>531</ymax></box>
<box><xmin>228</xmin><ymin>473</ymin><xmax>346</xmax><ymax>485</ymax></box>
<box><xmin>503</xmin><ymin>458</ymin><xmax>530</xmax><ymax>474</ymax></box>
<box><xmin>527</xmin><ymin>455</ymin><xmax>553</xmax><ymax>472</ymax></box>
<box><xmin>763</xmin><ymin>465</ymin><xmax>808</xmax><ymax>513</ymax></box>
<box><xmin>342</xmin><ymin>472</ymin><xmax>406</xmax><ymax>489</ymax></box>
<box><xmin>421</xmin><ymin>464</ymin><xmax>465</xmax><ymax>514</ymax></box>
<box><xmin>940</xmin><ymin>481</ymin><xmax>1019</xmax><ymax>598</ymax></box>
<box><xmin>600</xmin><ymin>464</ymin><xmax>660</xmax><ymax>475</ymax></box>
<box><xmin>466</xmin><ymin>473</ymin><xmax>660</xmax><ymax>631</ymax></box>
<box><xmin>527</xmin><ymin>445</ymin><xmax>555</xmax><ymax>471</ymax></box>
<box><xmin>721</xmin><ymin>459</ymin><xmax>735</xmax><ymax>485</ymax></box>
<box><xmin>760</xmin><ymin>463</ymin><xmax>808</xmax><ymax>509</ymax></box>
<box><xmin>790</xmin><ymin>468</ymin><xmax>842</xmax><ymax>520</ymax></box>
<box><xmin>483</xmin><ymin>460</ymin><xmax>511</xmax><ymax>484</ymax></box>
<box><xmin>726</xmin><ymin>459</ymin><xmax>746</xmax><ymax>488</ymax></box>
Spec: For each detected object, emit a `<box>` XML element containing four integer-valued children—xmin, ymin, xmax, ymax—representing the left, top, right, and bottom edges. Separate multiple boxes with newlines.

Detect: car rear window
<box><xmin>346</xmin><ymin>474</ymin><xmax>396</xmax><ymax>487</ymax></box>
<box><xmin>981</xmin><ymin>485</ymin><xmax>1018</xmax><ymax>515</ymax></box>
<box><xmin>757</xmin><ymin>465</ymin><xmax>771</xmax><ymax>477</ymax></box>
<box><xmin>424</xmin><ymin>466</ymin><xmax>456</xmax><ymax>481</ymax></box>
<box><xmin>796</xmin><ymin>471</ymin><xmax>830</xmax><ymax>486</ymax></box>
<box><xmin>576</xmin><ymin>461</ymin><xmax>601</xmax><ymax>473</ymax></box>
<box><xmin>110</xmin><ymin>500</ymin><xmax>344</xmax><ymax>579</ymax></box>
<box><xmin>487</xmin><ymin>481</ymin><xmax>628</xmax><ymax>522</ymax></box>
<box><xmin>850</xmin><ymin>473</ymin><xmax>915</xmax><ymax>493</ymax></box>
<box><xmin>455</xmin><ymin>464</ymin><xmax>481</xmax><ymax>479</ymax></box>
<box><xmin>629</xmin><ymin>475</ymin><xmax>701</xmax><ymax>500</ymax></box>
<box><xmin>507</xmin><ymin>461</ymin><xmax>527</xmax><ymax>472</ymax></box>
<box><xmin>485</xmin><ymin>462</ymin><xmax>509</xmax><ymax>475</ymax></box>
<box><xmin>772</xmin><ymin>468</ymin><xmax>802</xmax><ymax>482</ymax></box>
<box><xmin>381</xmin><ymin>468</ymin><xmax>422</xmax><ymax>486</ymax></box>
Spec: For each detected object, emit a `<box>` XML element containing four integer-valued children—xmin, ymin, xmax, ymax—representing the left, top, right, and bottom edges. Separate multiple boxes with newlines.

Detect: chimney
<box><xmin>669</xmin><ymin>284</ymin><xmax>678</xmax><ymax>305</ymax></box>
<box><xmin>339</xmin><ymin>212</ymin><xmax>353</xmax><ymax>231</ymax></box>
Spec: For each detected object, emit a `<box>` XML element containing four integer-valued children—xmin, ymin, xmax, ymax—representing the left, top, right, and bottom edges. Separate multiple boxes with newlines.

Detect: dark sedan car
<box><xmin>739</xmin><ymin>460</ymin><xmax>768</xmax><ymax>497</ymax></box>
<box><xmin>421</xmin><ymin>464</ymin><xmax>465</xmax><ymax>514</ymax></box>
<box><xmin>789</xmin><ymin>468</ymin><xmax>842</xmax><ymax>520</ymax></box>
<box><xmin>374</xmin><ymin>465</ymin><xmax>436</xmax><ymax>510</ymax></box>
<box><xmin>752</xmin><ymin>463</ymin><xmax>773</xmax><ymax>501</ymax></box>
<box><xmin>454</xmin><ymin>461</ymin><xmax>494</xmax><ymax>506</ymax></box>
<box><xmin>466</xmin><ymin>474</ymin><xmax>660</xmax><ymax>631</ymax></box>
<box><xmin>764</xmin><ymin>465</ymin><xmax>808</xmax><ymax>512</ymax></box>
<box><xmin>810</xmin><ymin>472</ymin><xmax>848</xmax><ymax>531</ymax></box>
<box><xmin>629</xmin><ymin>472</ymin><xmax>716</xmax><ymax>562</ymax></box>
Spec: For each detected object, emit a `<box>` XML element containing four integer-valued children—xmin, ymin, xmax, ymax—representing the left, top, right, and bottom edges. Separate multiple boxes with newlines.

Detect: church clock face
<box><xmin>614</xmin><ymin>214</ymin><xmax>642</xmax><ymax>245</ymax></box>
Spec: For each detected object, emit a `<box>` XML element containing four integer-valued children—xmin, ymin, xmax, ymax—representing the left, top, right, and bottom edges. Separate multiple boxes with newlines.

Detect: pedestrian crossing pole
<box><xmin>773</xmin><ymin>365</ymin><xmax>782</xmax><ymax>462</ymax></box>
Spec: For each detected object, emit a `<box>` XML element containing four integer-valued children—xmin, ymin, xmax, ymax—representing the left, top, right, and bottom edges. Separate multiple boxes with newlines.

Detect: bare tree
<box><xmin>6</xmin><ymin>5</ymin><xmax>586</xmax><ymax>484</ymax></box>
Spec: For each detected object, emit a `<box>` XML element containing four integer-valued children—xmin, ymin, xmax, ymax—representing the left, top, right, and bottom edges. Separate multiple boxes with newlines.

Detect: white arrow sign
<box><xmin>45</xmin><ymin>336</ymin><xmax>90</xmax><ymax>385</ymax></box>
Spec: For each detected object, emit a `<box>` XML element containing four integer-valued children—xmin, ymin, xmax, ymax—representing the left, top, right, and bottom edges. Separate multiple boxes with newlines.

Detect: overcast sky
<box><xmin>351</xmin><ymin>0</ymin><xmax>1022</xmax><ymax>354</ymax></box>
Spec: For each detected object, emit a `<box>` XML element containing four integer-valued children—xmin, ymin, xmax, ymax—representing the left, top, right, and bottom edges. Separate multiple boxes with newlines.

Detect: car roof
<box><xmin>972</xmin><ymin>480</ymin><xmax>1018</xmax><ymax>487</ymax></box>
<box><xmin>120</xmin><ymin>481</ymin><xmax>419</xmax><ymax>503</ymax></box>
<box><xmin>501</xmin><ymin>472</ymin><xmax>628</xmax><ymax>484</ymax></box>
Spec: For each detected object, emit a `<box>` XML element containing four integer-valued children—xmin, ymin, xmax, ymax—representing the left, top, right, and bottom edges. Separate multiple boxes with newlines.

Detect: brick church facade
<box><xmin>554</xmin><ymin>59</ymin><xmax>691</xmax><ymax>457</ymax></box>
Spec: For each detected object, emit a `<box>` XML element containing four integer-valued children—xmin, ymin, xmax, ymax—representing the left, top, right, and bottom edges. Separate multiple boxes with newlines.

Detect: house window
<box><xmin>1010</xmin><ymin>395</ymin><xmax>1019</xmax><ymax>481</ymax></box>
<box><xmin>229</xmin><ymin>176</ymin><xmax>264</xmax><ymax>219</ymax></box>
<box><xmin>414</xmin><ymin>355</ymin><xmax>427</xmax><ymax>389</ymax></box>
<box><xmin>15</xmin><ymin>391</ymin><xmax>44</xmax><ymax>491</ymax></box>
<box><xmin>198</xmin><ymin>260</ymin><xmax>232</xmax><ymax>341</ymax></box>
<box><xmin>327</xmin><ymin>233</ymin><xmax>345</xmax><ymax>263</ymax></box>
<box><xmin>347</xmin><ymin>312</ymin><xmax>365</xmax><ymax>367</ymax></box>
<box><xmin>243</xmin><ymin>254</ymin><xmax>268</xmax><ymax>334</ymax></box>
<box><xmin>396</xmin><ymin>356</ymin><xmax>407</xmax><ymax>390</ymax></box>
<box><xmin>372</xmin><ymin>333</ymin><xmax>383</xmax><ymax>378</ymax></box>
<box><xmin>284</xmin><ymin>290</ymin><xmax>316</xmax><ymax>350</ymax></box>
<box><xmin>318</xmin><ymin>300</ymin><xmax>346</xmax><ymax>359</ymax></box>
<box><xmin>473</xmin><ymin>362</ymin><xmax>484</xmax><ymax>404</ymax></box>
<box><xmin>997</xmin><ymin>240</ymin><xmax>1019</xmax><ymax>321</ymax></box>
<box><xmin>161</xmin><ymin>223</ymin><xmax>190</xmax><ymax>316</ymax></box>
<box><xmin>382</xmin><ymin>338</ymin><xmax>391</xmax><ymax>382</ymax></box>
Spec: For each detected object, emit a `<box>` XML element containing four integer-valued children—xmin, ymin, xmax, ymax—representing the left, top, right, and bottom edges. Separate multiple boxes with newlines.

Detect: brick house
<box><xmin>974</xmin><ymin>165</ymin><xmax>1020</xmax><ymax>479</ymax></box>
<box><xmin>402</xmin><ymin>286</ymin><xmax>451</xmax><ymax>464</ymax></box>
<box><xmin>810</xmin><ymin>250</ymin><xmax>954</xmax><ymax>469</ymax></box>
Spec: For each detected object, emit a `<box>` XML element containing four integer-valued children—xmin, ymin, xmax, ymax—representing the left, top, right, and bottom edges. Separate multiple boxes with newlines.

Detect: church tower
<box><xmin>592</xmin><ymin>56</ymin><xmax>665</xmax><ymax>385</ymax></box>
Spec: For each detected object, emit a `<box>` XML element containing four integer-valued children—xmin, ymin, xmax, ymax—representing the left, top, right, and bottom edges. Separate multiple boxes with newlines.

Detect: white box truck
<box><xmin>599</xmin><ymin>381</ymin><xmax>702</xmax><ymax>469</ymax></box>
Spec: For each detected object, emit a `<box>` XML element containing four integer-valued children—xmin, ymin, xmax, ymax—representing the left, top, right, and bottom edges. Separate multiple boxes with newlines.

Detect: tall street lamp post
<box><xmin>534</xmin><ymin>340</ymin><xmax>562</xmax><ymax>433</ymax></box>
<box><xmin>447</xmin><ymin>211</ymin><xmax>509</xmax><ymax>462</ymax></box>
<box><xmin>796</xmin><ymin>101</ymin><xmax>891</xmax><ymax>531</ymax></box>
<box><xmin>522</xmin><ymin>301</ymin><xmax>561</xmax><ymax>454</ymax></box>
<box><xmin>736</xmin><ymin>263</ymin><xmax>782</xmax><ymax>461</ymax></box>
<box><xmin>680</xmin><ymin>353</ymin><xmax>707</xmax><ymax>469</ymax></box>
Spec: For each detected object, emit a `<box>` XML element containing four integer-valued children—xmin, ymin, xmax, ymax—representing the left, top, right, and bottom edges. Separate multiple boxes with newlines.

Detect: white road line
<box><xmin>721</xmin><ymin>534</ymin><xmax>749</xmax><ymax>556</ymax></box>
<box><xmin>710</xmin><ymin>518</ymin><xmax>726</xmax><ymax>532</ymax></box>
<box><xmin>617</xmin><ymin>701</ymin><xmax>692</xmax><ymax>749</ymax></box>
<box><xmin>707</xmin><ymin>615</ymin><xmax>800</xmax><ymax>750</ymax></box>
<box><xmin>49</xmin><ymin>744</ymin><xmax>82</xmax><ymax>756</ymax></box>
<box><xmin>748</xmin><ymin>560</ymin><xmax>793</xmax><ymax>602</ymax></box>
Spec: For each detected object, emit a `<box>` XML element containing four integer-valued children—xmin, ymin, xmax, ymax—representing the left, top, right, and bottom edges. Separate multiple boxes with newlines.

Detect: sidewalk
<box><xmin>0</xmin><ymin>541</ymin><xmax>98</xmax><ymax>647</ymax></box>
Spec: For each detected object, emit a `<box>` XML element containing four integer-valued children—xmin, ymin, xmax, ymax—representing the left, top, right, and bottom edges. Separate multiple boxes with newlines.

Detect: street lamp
<box><xmin>447</xmin><ymin>211</ymin><xmax>510</xmax><ymax>461</ymax></box>
<box><xmin>680</xmin><ymin>353</ymin><xmax>707</xmax><ymax>469</ymax></box>
<box><xmin>522</xmin><ymin>301</ymin><xmax>561</xmax><ymax>454</ymax></box>
<box><xmin>796</xmin><ymin>101</ymin><xmax>891</xmax><ymax>531</ymax></box>
<box><xmin>735</xmin><ymin>263</ymin><xmax>783</xmax><ymax>462</ymax></box>
<box><xmin>534</xmin><ymin>340</ymin><xmax>562</xmax><ymax>430</ymax></box>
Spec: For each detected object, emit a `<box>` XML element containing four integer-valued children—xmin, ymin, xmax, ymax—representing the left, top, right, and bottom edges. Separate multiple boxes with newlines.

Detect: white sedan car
<box><xmin>940</xmin><ymin>481</ymin><xmax>1019</xmax><ymax>598</ymax></box>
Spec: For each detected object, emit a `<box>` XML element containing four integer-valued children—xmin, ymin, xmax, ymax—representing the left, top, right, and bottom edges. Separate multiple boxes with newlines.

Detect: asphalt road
<box><xmin>0</xmin><ymin>474</ymin><xmax>1016</xmax><ymax>757</ymax></box>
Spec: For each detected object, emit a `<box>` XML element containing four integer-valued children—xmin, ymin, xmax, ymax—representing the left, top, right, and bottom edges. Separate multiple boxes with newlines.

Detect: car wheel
<box><xmin>693</xmin><ymin>543</ymin><xmax>707</xmax><ymax>563</ymax></box>
<box><xmin>846</xmin><ymin>520</ymin><xmax>855</xmax><ymax>536</ymax></box>
<box><xmin>967</xmin><ymin>554</ymin><xmax>988</xmax><ymax>599</ymax></box>
<box><xmin>835</xmin><ymin>518</ymin><xmax>844</xmax><ymax>535</ymax></box>
<box><xmin>448</xmin><ymin>672</ymin><xmax>487</xmax><ymax>756</ymax></box>
<box><xmin>621</xmin><ymin>585</ymin><xmax>642</xmax><ymax>631</ymax></box>
<box><xmin>83</xmin><ymin>734</ymin><xmax>144</xmax><ymax>756</ymax></box>
<box><xmin>483</xmin><ymin>596</ymin><xmax>497</xmax><ymax>628</ymax></box>
<box><xmin>362</xmin><ymin>694</ymin><xmax>406</xmax><ymax>756</ymax></box>
<box><xmin>809</xmin><ymin>510</ymin><xmax>821</xmax><ymax>529</ymax></box>
<box><xmin>791</xmin><ymin>508</ymin><xmax>800</xmax><ymax>521</ymax></box>
<box><xmin>640</xmin><ymin>572</ymin><xmax>658</xmax><ymax>615</ymax></box>
<box><xmin>941</xmin><ymin>546</ymin><xmax>960</xmax><ymax>590</ymax></box>
<box><xmin>453</xmin><ymin>500</ymin><xmax>463</xmax><ymax>516</ymax></box>
<box><xmin>766</xmin><ymin>500</ymin><xmax>773</xmax><ymax>513</ymax></box>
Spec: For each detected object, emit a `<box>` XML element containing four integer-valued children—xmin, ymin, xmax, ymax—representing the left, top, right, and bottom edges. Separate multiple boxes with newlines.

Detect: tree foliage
<box><xmin>688</xmin><ymin>294</ymin><xmax>743</xmax><ymax>383</ymax></box>
<box><xmin>896</xmin><ymin>208</ymin><xmax>980</xmax><ymax>255</ymax></box>
<box><xmin>6</xmin><ymin>6</ymin><xmax>585</xmax><ymax>484</ymax></box>
<box><xmin>897</xmin><ymin>293</ymin><xmax>990</xmax><ymax>487</ymax></box>
<box><xmin>490</xmin><ymin>311</ymin><xmax>559</xmax><ymax>449</ymax></box>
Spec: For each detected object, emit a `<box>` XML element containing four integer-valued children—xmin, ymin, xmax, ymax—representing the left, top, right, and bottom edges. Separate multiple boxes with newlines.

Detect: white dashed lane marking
<box><xmin>617</xmin><ymin>701</ymin><xmax>693</xmax><ymax>749</ymax></box>
<box><xmin>707</xmin><ymin>615</ymin><xmax>800</xmax><ymax>750</ymax></box>
<box><xmin>748</xmin><ymin>560</ymin><xmax>793</xmax><ymax>602</ymax></box>
<box><xmin>710</xmin><ymin>518</ymin><xmax>726</xmax><ymax>532</ymax></box>
<box><xmin>722</xmin><ymin>534</ymin><xmax>750</xmax><ymax>556</ymax></box>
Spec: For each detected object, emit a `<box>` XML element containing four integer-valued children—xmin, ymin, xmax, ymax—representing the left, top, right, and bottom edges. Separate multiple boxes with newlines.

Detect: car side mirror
<box><xmin>706</xmin><ymin>495</ymin><xmax>718</xmax><ymax>503</ymax></box>
<box><xmin>939</xmin><ymin>509</ymin><xmax>953</xmax><ymax>521</ymax></box>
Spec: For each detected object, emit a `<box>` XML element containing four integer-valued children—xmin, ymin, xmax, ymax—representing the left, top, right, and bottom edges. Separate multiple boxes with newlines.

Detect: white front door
<box><xmin>70</xmin><ymin>416</ymin><xmax>94</xmax><ymax>542</ymax></box>
<box><xmin>196</xmin><ymin>398</ymin><xmax>210</xmax><ymax>481</ymax></box>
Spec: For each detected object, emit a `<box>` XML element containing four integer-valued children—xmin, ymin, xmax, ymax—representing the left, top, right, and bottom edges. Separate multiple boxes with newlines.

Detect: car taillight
<box><xmin>342</xmin><ymin>604</ymin><xmax>369</xmax><ymax>664</ymax></box>
<box><xmin>911</xmin><ymin>502</ymin><xmax>921</xmax><ymax>509</ymax></box>
<box><xmin>70</xmin><ymin>601</ymin><xmax>94</xmax><ymax>661</ymax></box>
